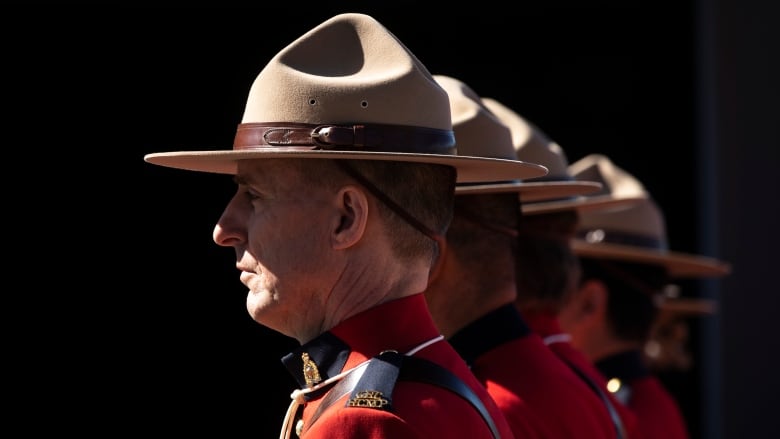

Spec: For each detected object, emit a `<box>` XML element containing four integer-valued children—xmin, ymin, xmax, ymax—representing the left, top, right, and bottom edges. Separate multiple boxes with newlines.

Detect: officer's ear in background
<box><xmin>427</xmin><ymin>236</ymin><xmax>448</xmax><ymax>285</ymax></box>
<box><xmin>559</xmin><ymin>278</ymin><xmax>609</xmax><ymax>334</ymax></box>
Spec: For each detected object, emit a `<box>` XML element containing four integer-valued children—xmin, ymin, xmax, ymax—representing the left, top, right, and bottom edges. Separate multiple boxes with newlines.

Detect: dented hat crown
<box><xmin>144</xmin><ymin>14</ymin><xmax>547</xmax><ymax>184</ymax></box>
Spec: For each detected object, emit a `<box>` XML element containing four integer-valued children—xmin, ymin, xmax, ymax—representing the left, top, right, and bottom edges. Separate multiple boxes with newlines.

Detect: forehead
<box><xmin>235</xmin><ymin>159</ymin><xmax>302</xmax><ymax>186</ymax></box>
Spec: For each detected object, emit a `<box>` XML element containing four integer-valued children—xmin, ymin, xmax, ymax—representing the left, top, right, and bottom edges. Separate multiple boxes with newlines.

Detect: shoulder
<box><xmin>307</xmin><ymin>352</ymin><xmax>504</xmax><ymax>438</ymax></box>
<box><xmin>312</xmin><ymin>385</ymin><xmax>501</xmax><ymax>439</ymax></box>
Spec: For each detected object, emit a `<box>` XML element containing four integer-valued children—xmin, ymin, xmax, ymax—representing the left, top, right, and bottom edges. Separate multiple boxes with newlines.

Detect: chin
<box><xmin>246</xmin><ymin>289</ymin><xmax>276</xmax><ymax>316</ymax></box>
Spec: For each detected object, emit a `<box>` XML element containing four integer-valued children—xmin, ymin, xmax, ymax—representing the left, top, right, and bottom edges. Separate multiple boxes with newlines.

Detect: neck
<box><xmin>584</xmin><ymin>336</ymin><xmax>643</xmax><ymax>363</ymax></box>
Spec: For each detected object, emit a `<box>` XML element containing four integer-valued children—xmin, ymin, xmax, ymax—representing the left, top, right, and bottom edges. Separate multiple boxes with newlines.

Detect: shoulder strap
<box><xmin>306</xmin><ymin>351</ymin><xmax>500</xmax><ymax>439</ymax></box>
<box><xmin>561</xmin><ymin>358</ymin><xmax>627</xmax><ymax>439</ymax></box>
<box><xmin>307</xmin><ymin>361</ymin><xmax>369</xmax><ymax>428</ymax></box>
<box><xmin>396</xmin><ymin>353</ymin><xmax>500</xmax><ymax>439</ymax></box>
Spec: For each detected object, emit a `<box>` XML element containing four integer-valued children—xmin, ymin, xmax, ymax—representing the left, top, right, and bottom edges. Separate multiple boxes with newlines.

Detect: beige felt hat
<box><xmin>143</xmin><ymin>14</ymin><xmax>547</xmax><ymax>184</ymax></box>
<box><xmin>431</xmin><ymin>75</ymin><xmax>597</xmax><ymax>203</ymax></box>
<box><xmin>571</xmin><ymin>154</ymin><xmax>731</xmax><ymax>278</ymax></box>
<box><xmin>452</xmin><ymin>95</ymin><xmax>602</xmax><ymax>203</ymax></box>
<box><xmin>515</xmin><ymin>152</ymin><xmax>651</xmax><ymax>214</ymax></box>
<box><xmin>478</xmin><ymin>99</ymin><xmax>647</xmax><ymax>215</ymax></box>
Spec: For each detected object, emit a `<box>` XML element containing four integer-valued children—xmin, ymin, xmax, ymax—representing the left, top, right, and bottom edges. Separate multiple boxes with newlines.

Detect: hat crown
<box><xmin>243</xmin><ymin>13</ymin><xmax>452</xmax><ymax>130</ymax></box>
<box><xmin>482</xmin><ymin>97</ymin><xmax>571</xmax><ymax>178</ymax></box>
<box><xmin>433</xmin><ymin>75</ymin><xmax>515</xmax><ymax>160</ymax></box>
<box><xmin>569</xmin><ymin>154</ymin><xmax>730</xmax><ymax>277</ymax></box>
<box><xmin>569</xmin><ymin>153</ymin><xmax>647</xmax><ymax>199</ymax></box>
<box><xmin>570</xmin><ymin>154</ymin><xmax>661</xmax><ymax>241</ymax></box>
<box><xmin>578</xmin><ymin>198</ymin><xmax>668</xmax><ymax>250</ymax></box>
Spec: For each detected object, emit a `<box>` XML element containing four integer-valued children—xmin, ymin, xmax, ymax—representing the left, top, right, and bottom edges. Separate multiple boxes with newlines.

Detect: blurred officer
<box><xmin>427</xmin><ymin>75</ymin><xmax>641</xmax><ymax>439</ymax></box>
<box><xmin>558</xmin><ymin>154</ymin><xmax>731</xmax><ymax>439</ymax></box>
<box><xmin>645</xmin><ymin>296</ymin><xmax>717</xmax><ymax>372</ymax></box>
<box><xmin>478</xmin><ymin>101</ymin><xmax>647</xmax><ymax>439</ymax></box>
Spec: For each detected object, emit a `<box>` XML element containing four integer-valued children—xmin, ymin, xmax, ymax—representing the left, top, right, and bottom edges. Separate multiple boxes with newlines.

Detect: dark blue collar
<box><xmin>448</xmin><ymin>304</ymin><xmax>532</xmax><ymax>366</ymax></box>
<box><xmin>596</xmin><ymin>349</ymin><xmax>650</xmax><ymax>382</ymax></box>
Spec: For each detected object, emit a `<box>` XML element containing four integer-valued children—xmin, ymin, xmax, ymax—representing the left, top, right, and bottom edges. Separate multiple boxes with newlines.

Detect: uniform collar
<box><xmin>281</xmin><ymin>293</ymin><xmax>440</xmax><ymax>390</ymax></box>
<box><xmin>522</xmin><ymin>309</ymin><xmax>562</xmax><ymax>338</ymax></box>
<box><xmin>448</xmin><ymin>303</ymin><xmax>531</xmax><ymax>366</ymax></box>
<box><xmin>282</xmin><ymin>332</ymin><xmax>351</xmax><ymax>391</ymax></box>
<box><xmin>595</xmin><ymin>349</ymin><xmax>650</xmax><ymax>382</ymax></box>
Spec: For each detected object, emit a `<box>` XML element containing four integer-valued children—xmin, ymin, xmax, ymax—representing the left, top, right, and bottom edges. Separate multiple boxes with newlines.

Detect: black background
<box><xmin>12</xmin><ymin>2</ymin><xmax>777</xmax><ymax>438</ymax></box>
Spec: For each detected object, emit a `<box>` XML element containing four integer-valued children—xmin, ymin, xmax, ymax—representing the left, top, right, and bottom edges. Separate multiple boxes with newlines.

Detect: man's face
<box><xmin>212</xmin><ymin>159</ymin><xmax>337</xmax><ymax>336</ymax></box>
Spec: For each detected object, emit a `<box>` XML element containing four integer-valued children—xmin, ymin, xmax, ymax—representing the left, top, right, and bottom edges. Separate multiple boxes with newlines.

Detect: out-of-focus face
<box><xmin>212</xmin><ymin>159</ymin><xmax>338</xmax><ymax>338</ymax></box>
<box><xmin>556</xmin><ymin>278</ymin><xmax>607</xmax><ymax>362</ymax></box>
<box><xmin>557</xmin><ymin>288</ymin><xmax>586</xmax><ymax>347</ymax></box>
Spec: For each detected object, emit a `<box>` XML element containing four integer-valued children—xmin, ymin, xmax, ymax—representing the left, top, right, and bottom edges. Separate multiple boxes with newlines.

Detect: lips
<box><xmin>239</xmin><ymin>270</ymin><xmax>255</xmax><ymax>286</ymax></box>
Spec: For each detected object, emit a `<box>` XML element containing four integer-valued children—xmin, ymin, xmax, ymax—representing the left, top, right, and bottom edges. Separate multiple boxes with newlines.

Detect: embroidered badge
<box><xmin>302</xmin><ymin>352</ymin><xmax>322</xmax><ymax>388</ymax></box>
<box><xmin>347</xmin><ymin>390</ymin><xmax>389</xmax><ymax>408</ymax></box>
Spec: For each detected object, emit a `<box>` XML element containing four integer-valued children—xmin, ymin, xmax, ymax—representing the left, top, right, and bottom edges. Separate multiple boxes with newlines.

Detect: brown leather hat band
<box><xmin>234</xmin><ymin>122</ymin><xmax>456</xmax><ymax>154</ymax></box>
<box><xmin>577</xmin><ymin>228</ymin><xmax>664</xmax><ymax>250</ymax></box>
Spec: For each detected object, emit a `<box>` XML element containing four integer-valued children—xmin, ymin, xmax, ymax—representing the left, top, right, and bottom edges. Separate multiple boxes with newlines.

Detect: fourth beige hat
<box><xmin>571</xmin><ymin>154</ymin><xmax>731</xmax><ymax>278</ymax></box>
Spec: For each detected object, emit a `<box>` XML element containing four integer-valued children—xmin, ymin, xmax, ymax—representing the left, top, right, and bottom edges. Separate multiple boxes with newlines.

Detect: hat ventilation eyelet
<box><xmin>360</xmin><ymin>100</ymin><xmax>368</xmax><ymax>108</ymax></box>
<box><xmin>308</xmin><ymin>98</ymin><xmax>317</xmax><ymax>106</ymax></box>
<box><xmin>585</xmin><ymin>229</ymin><xmax>605</xmax><ymax>243</ymax></box>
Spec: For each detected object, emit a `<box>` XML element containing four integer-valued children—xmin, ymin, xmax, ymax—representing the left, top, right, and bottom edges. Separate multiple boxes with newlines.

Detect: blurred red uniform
<box><xmin>596</xmin><ymin>350</ymin><xmax>689</xmax><ymax>439</ymax></box>
<box><xmin>450</xmin><ymin>304</ymin><xmax>627</xmax><ymax>439</ymax></box>
<box><xmin>524</xmin><ymin>311</ymin><xmax>644</xmax><ymax>439</ymax></box>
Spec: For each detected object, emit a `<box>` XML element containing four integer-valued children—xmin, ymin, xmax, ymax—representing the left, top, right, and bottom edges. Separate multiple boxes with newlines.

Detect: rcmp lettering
<box><xmin>347</xmin><ymin>390</ymin><xmax>389</xmax><ymax>408</ymax></box>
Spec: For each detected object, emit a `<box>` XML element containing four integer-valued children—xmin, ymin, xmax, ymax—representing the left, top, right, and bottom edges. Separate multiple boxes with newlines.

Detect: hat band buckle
<box><xmin>233</xmin><ymin>122</ymin><xmax>456</xmax><ymax>154</ymax></box>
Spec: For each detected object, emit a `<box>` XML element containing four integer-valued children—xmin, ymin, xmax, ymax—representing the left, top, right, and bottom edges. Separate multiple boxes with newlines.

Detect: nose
<box><xmin>213</xmin><ymin>222</ymin><xmax>235</xmax><ymax>247</ymax></box>
<box><xmin>213</xmin><ymin>195</ymin><xmax>245</xmax><ymax>247</ymax></box>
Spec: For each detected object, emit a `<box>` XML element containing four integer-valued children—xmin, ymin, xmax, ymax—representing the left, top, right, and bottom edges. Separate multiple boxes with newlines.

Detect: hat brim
<box><xmin>455</xmin><ymin>180</ymin><xmax>645</xmax><ymax>214</ymax></box>
<box><xmin>144</xmin><ymin>150</ymin><xmax>548</xmax><ymax>184</ymax></box>
<box><xmin>456</xmin><ymin>180</ymin><xmax>601</xmax><ymax>199</ymax></box>
<box><xmin>571</xmin><ymin>239</ymin><xmax>732</xmax><ymax>278</ymax></box>
<box><xmin>522</xmin><ymin>194</ymin><xmax>647</xmax><ymax>215</ymax></box>
<box><xmin>656</xmin><ymin>298</ymin><xmax>718</xmax><ymax>315</ymax></box>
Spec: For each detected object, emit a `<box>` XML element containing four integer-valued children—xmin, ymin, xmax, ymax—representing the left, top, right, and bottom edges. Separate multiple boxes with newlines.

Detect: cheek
<box><xmin>557</xmin><ymin>305</ymin><xmax>578</xmax><ymax>332</ymax></box>
<box><xmin>245</xmin><ymin>208</ymin><xmax>328</xmax><ymax>267</ymax></box>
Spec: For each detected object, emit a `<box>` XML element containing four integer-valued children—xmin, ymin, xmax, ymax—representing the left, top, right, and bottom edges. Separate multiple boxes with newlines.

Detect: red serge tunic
<box><xmin>280</xmin><ymin>293</ymin><xmax>516</xmax><ymax>439</ymax></box>
<box><xmin>449</xmin><ymin>304</ymin><xmax>618</xmax><ymax>439</ymax></box>
<box><xmin>596</xmin><ymin>350</ymin><xmax>690</xmax><ymax>439</ymax></box>
<box><xmin>524</xmin><ymin>311</ymin><xmax>644</xmax><ymax>439</ymax></box>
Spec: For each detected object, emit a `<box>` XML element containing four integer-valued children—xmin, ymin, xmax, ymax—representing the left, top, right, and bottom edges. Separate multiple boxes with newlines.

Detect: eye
<box><xmin>235</xmin><ymin>184</ymin><xmax>261</xmax><ymax>202</ymax></box>
<box><xmin>244</xmin><ymin>188</ymin><xmax>264</xmax><ymax>202</ymax></box>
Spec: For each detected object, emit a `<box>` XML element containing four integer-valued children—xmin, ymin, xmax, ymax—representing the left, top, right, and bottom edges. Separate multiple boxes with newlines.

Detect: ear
<box><xmin>578</xmin><ymin>279</ymin><xmax>609</xmax><ymax>326</ymax></box>
<box><xmin>428</xmin><ymin>236</ymin><xmax>448</xmax><ymax>284</ymax></box>
<box><xmin>331</xmin><ymin>185</ymin><xmax>369</xmax><ymax>250</ymax></box>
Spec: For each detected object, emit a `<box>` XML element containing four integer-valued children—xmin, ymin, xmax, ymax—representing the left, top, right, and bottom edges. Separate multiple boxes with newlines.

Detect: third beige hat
<box><xmin>484</xmin><ymin>98</ymin><xmax>646</xmax><ymax>215</ymax></box>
